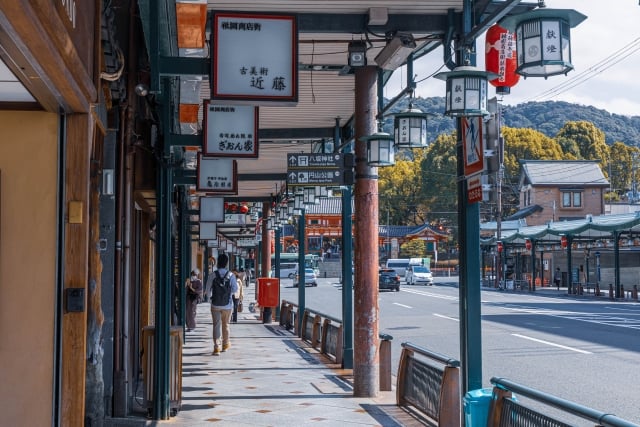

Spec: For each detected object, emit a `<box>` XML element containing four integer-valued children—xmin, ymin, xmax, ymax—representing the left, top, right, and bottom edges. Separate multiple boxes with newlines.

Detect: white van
<box><xmin>385</xmin><ymin>259</ymin><xmax>411</xmax><ymax>278</ymax></box>
<box><xmin>273</xmin><ymin>262</ymin><xmax>298</xmax><ymax>279</ymax></box>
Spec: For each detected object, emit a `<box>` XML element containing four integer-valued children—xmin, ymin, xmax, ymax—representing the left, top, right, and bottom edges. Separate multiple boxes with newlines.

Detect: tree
<box><xmin>500</xmin><ymin>127</ymin><xmax>565</xmax><ymax>214</ymax></box>
<box><xmin>420</xmin><ymin>131</ymin><xmax>457</xmax><ymax>219</ymax></box>
<box><xmin>608</xmin><ymin>142</ymin><xmax>640</xmax><ymax>196</ymax></box>
<box><xmin>378</xmin><ymin>149</ymin><xmax>425</xmax><ymax>225</ymax></box>
<box><xmin>555</xmin><ymin>121</ymin><xmax>609</xmax><ymax>164</ymax></box>
<box><xmin>400</xmin><ymin>239</ymin><xmax>426</xmax><ymax>258</ymax></box>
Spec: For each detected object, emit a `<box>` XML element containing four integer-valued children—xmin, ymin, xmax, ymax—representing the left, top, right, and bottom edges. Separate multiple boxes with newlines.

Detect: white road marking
<box><xmin>434</xmin><ymin>313</ymin><xmax>459</xmax><ymax>322</ymax></box>
<box><xmin>512</xmin><ymin>333</ymin><xmax>592</xmax><ymax>354</ymax></box>
<box><xmin>402</xmin><ymin>288</ymin><xmax>458</xmax><ymax>300</ymax></box>
<box><xmin>393</xmin><ymin>302</ymin><xmax>412</xmax><ymax>309</ymax></box>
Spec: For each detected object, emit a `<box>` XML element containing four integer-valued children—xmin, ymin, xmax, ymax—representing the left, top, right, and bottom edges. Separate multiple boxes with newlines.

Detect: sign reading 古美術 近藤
<box><xmin>204</xmin><ymin>102</ymin><xmax>259</xmax><ymax>157</ymax></box>
<box><xmin>212</xmin><ymin>12</ymin><xmax>298</xmax><ymax>105</ymax></box>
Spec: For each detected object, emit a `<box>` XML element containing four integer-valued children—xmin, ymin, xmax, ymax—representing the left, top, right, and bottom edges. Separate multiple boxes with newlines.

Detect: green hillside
<box><xmin>383</xmin><ymin>97</ymin><xmax>640</xmax><ymax>147</ymax></box>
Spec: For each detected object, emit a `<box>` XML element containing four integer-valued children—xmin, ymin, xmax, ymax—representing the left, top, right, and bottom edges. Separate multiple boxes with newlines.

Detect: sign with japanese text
<box><xmin>200</xmin><ymin>196</ymin><xmax>225</xmax><ymax>222</ymax></box>
<box><xmin>461</xmin><ymin>117</ymin><xmax>484</xmax><ymax>178</ymax></box>
<box><xmin>286</xmin><ymin>169</ymin><xmax>350</xmax><ymax>186</ymax></box>
<box><xmin>207</xmin><ymin>239</ymin><xmax>219</xmax><ymax>248</ymax></box>
<box><xmin>236</xmin><ymin>238</ymin><xmax>258</xmax><ymax>247</ymax></box>
<box><xmin>197</xmin><ymin>154</ymin><xmax>238</xmax><ymax>194</ymax></box>
<box><xmin>287</xmin><ymin>153</ymin><xmax>352</xmax><ymax>169</ymax></box>
<box><xmin>212</xmin><ymin>12</ymin><xmax>298</xmax><ymax>104</ymax></box>
<box><xmin>467</xmin><ymin>174</ymin><xmax>483</xmax><ymax>204</ymax></box>
<box><xmin>204</xmin><ymin>102</ymin><xmax>259</xmax><ymax>157</ymax></box>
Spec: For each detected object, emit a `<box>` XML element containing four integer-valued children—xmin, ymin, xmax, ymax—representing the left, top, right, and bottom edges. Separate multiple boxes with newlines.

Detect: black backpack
<box><xmin>210</xmin><ymin>270</ymin><xmax>232</xmax><ymax>306</ymax></box>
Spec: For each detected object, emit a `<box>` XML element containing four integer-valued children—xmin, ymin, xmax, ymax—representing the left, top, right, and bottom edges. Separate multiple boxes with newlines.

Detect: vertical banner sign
<box><xmin>204</xmin><ymin>101</ymin><xmax>259</xmax><ymax>157</ymax></box>
<box><xmin>467</xmin><ymin>175</ymin><xmax>483</xmax><ymax>204</ymax></box>
<box><xmin>212</xmin><ymin>12</ymin><xmax>298</xmax><ymax>104</ymax></box>
<box><xmin>462</xmin><ymin>117</ymin><xmax>484</xmax><ymax>178</ymax></box>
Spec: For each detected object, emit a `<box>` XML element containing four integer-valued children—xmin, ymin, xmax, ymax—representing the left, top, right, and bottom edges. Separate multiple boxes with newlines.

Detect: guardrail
<box><xmin>396</xmin><ymin>342</ymin><xmax>460</xmax><ymax>427</ymax></box>
<box><xmin>279</xmin><ymin>300</ymin><xmax>392</xmax><ymax>391</ymax></box>
<box><xmin>489</xmin><ymin>377</ymin><xmax>638</xmax><ymax>427</ymax></box>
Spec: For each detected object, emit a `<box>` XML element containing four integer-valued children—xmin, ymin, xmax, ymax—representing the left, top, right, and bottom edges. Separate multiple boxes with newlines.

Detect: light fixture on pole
<box><xmin>374</xmin><ymin>32</ymin><xmax>416</xmax><ymax>71</ymax></box>
<box><xmin>348</xmin><ymin>41</ymin><xmax>367</xmax><ymax>67</ymax></box>
<box><xmin>393</xmin><ymin>100</ymin><xmax>429</xmax><ymax>148</ymax></box>
<box><xmin>361</xmin><ymin>131</ymin><xmax>395</xmax><ymax>167</ymax></box>
<box><xmin>434</xmin><ymin>66</ymin><xmax>497</xmax><ymax>117</ymax></box>
<box><xmin>303</xmin><ymin>187</ymin><xmax>316</xmax><ymax>205</ymax></box>
<box><xmin>500</xmin><ymin>6</ymin><xmax>586</xmax><ymax>78</ymax></box>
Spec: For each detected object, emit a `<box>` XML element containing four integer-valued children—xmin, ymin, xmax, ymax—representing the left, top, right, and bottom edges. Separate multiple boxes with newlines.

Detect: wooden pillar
<box><xmin>61</xmin><ymin>114</ymin><xmax>93</xmax><ymax>426</ymax></box>
<box><xmin>353</xmin><ymin>65</ymin><xmax>379</xmax><ymax>397</ymax></box>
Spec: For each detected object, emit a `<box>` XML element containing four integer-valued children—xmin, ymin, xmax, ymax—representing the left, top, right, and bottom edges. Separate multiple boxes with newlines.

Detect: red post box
<box><xmin>257</xmin><ymin>278</ymin><xmax>280</xmax><ymax>307</ymax></box>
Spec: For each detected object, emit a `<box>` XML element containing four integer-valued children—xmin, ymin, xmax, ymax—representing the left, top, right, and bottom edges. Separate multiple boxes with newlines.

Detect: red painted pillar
<box><xmin>353</xmin><ymin>66</ymin><xmax>379</xmax><ymax>397</ymax></box>
<box><xmin>261</xmin><ymin>202</ymin><xmax>272</xmax><ymax>277</ymax></box>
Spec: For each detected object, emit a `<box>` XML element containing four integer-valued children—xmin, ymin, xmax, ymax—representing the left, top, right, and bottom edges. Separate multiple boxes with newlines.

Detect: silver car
<box><xmin>406</xmin><ymin>265</ymin><xmax>433</xmax><ymax>285</ymax></box>
<box><xmin>293</xmin><ymin>268</ymin><xmax>318</xmax><ymax>287</ymax></box>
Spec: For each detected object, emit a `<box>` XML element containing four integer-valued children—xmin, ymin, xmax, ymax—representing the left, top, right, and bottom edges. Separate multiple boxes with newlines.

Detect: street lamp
<box><xmin>434</xmin><ymin>66</ymin><xmax>497</xmax><ymax>117</ymax></box>
<box><xmin>361</xmin><ymin>131</ymin><xmax>395</xmax><ymax>167</ymax></box>
<box><xmin>393</xmin><ymin>105</ymin><xmax>429</xmax><ymax>148</ymax></box>
<box><xmin>500</xmin><ymin>7</ymin><xmax>586</xmax><ymax>78</ymax></box>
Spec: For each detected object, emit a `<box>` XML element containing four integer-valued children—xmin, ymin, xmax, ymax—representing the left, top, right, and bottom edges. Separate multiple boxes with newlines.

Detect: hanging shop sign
<box><xmin>212</xmin><ymin>12</ymin><xmax>298</xmax><ymax>105</ymax></box>
<box><xmin>200</xmin><ymin>196</ymin><xmax>225</xmax><ymax>222</ymax></box>
<box><xmin>199</xmin><ymin>222</ymin><xmax>217</xmax><ymax>241</ymax></box>
<box><xmin>197</xmin><ymin>155</ymin><xmax>238</xmax><ymax>194</ymax></box>
<box><xmin>204</xmin><ymin>102</ymin><xmax>259</xmax><ymax>157</ymax></box>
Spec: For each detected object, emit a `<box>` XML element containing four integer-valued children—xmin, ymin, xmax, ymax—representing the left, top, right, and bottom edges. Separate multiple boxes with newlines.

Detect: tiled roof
<box><xmin>521</xmin><ymin>160</ymin><xmax>609</xmax><ymax>186</ymax></box>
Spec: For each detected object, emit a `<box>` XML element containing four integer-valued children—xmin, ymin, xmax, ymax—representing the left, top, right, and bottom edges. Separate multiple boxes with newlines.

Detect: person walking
<box><xmin>231</xmin><ymin>270</ymin><xmax>244</xmax><ymax>323</ymax></box>
<box><xmin>210</xmin><ymin>253</ymin><xmax>238</xmax><ymax>356</ymax></box>
<box><xmin>185</xmin><ymin>268</ymin><xmax>203</xmax><ymax>332</ymax></box>
<box><xmin>554</xmin><ymin>267</ymin><xmax>562</xmax><ymax>291</ymax></box>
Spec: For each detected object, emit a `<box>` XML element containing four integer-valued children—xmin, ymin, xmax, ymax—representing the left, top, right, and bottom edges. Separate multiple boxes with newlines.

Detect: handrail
<box><xmin>491</xmin><ymin>377</ymin><xmax>638</xmax><ymax>427</ymax></box>
<box><xmin>401</xmin><ymin>341</ymin><xmax>460</xmax><ymax>367</ymax></box>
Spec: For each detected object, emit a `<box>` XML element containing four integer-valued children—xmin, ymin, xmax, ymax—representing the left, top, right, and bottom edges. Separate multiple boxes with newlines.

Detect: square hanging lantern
<box><xmin>500</xmin><ymin>8</ymin><xmax>586</xmax><ymax>78</ymax></box>
<box><xmin>315</xmin><ymin>186</ymin><xmax>328</xmax><ymax>198</ymax></box>
<box><xmin>394</xmin><ymin>108</ymin><xmax>429</xmax><ymax>148</ymax></box>
<box><xmin>303</xmin><ymin>187</ymin><xmax>316</xmax><ymax>205</ymax></box>
<box><xmin>435</xmin><ymin>66</ymin><xmax>497</xmax><ymax>117</ymax></box>
<box><xmin>360</xmin><ymin>132</ymin><xmax>395</xmax><ymax>167</ymax></box>
<box><xmin>294</xmin><ymin>193</ymin><xmax>303</xmax><ymax>209</ymax></box>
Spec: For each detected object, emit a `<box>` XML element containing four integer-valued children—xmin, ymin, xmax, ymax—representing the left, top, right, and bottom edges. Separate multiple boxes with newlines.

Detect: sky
<box><xmin>385</xmin><ymin>0</ymin><xmax>640</xmax><ymax>117</ymax></box>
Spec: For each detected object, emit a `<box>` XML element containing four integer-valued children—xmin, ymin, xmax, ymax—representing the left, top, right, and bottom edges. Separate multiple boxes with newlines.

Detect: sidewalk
<box><xmin>163</xmin><ymin>283</ymin><xmax>404</xmax><ymax>427</ymax></box>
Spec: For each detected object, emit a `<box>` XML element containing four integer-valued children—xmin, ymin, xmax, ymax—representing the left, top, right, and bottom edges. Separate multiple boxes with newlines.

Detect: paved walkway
<box><xmin>159</xmin><ymin>283</ymin><xmax>407</xmax><ymax>427</ymax></box>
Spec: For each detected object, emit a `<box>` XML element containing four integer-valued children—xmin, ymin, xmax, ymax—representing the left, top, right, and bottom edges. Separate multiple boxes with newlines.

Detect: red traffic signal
<box><xmin>497</xmin><ymin>241</ymin><xmax>503</xmax><ymax>253</ymax></box>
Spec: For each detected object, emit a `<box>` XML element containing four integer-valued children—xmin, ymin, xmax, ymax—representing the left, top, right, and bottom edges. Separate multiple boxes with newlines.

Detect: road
<box><xmin>274</xmin><ymin>276</ymin><xmax>640</xmax><ymax>425</ymax></box>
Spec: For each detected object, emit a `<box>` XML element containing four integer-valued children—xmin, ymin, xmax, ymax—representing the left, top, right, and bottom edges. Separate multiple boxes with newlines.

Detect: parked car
<box><xmin>379</xmin><ymin>268</ymin><xmax>400</xmax><ymax>292</ymax></box>
<box><xmin>406</xmin><ymin>265</ymin><xmax>434</xmax><ymax>286</ymax></box>
<box><xmin>293</xmin><ymin>268</ymin><xmax>318</xmax><ymax>287</ymax></box>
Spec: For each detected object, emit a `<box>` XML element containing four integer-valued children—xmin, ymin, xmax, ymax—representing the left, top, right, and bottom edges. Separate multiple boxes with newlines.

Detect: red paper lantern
<box><xmin>497</xmin><ymin>241</ymin><xmax>503</xmax><ymax>253</ymax></box>
<box><xmin>224</xmin><ymin>202</ymin><xmax>229</xmax><ymax>210</ymax></box>
<box><xmin>560</xmin><ymin>235</ymin><xmax>568</xmax><ymax>248</ymax></box>
<box><xmin>229</xmin><ymin>203</ymin><xmax>238</xmax><ymax>213</ymax></box>
<box><xmin>239</xmin><ymin>204</ymin><xmax>249</xmax><ymax>214</ymax></box>
<box><xmin>525</xmin><ymin>239</ymin><xmax>532</xmax><ymax>251</ymax></box>
<box><xmin>485</xmin><ymin>24</ymin><xmax>520</xmax><ymax>95</ymax></box>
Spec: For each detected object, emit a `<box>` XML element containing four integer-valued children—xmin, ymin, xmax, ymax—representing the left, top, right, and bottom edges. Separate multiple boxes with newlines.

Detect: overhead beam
<box><xmin>296</xmin><ymin>13</ymin><xmax>451</xmax><ymax>34</ymax></box>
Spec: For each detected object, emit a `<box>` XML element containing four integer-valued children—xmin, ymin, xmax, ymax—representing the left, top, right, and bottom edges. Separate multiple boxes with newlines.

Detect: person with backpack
<box><xmin>209</xmin><ymin>253</ymin><xmax>238</xmax><ymax>355</ymax></box>
<box><xmin>185</xmin><ymin>268</ymin><xmax>203</xmax><ymax>332</ymax></box>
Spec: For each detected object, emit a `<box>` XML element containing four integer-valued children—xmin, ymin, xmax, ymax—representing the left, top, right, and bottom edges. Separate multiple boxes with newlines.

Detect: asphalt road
<box><xmin>276</xmin><ymin>276</ymin><xmax>640</xmax><ymax>425</ymax></box>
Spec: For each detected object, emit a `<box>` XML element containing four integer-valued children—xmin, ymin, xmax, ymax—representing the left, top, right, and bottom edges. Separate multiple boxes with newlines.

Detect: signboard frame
<box><xmin>461</xmin><ymin>117</ymin><xmax>484</xmax><ymax>178</ymax></box>
<box><xmin>199</xmin><ymin>196</ymin><xmax>225</xmax><ymax>222</ymax></box>
<box><xmin>212</xmin><ymin>12</ymin><xmax>298</xmax><ymax>104</ymax></box>
<box><xmin>203</xmin><ymin>101</ymin><xmax>259</xmax><ymax>157</ymax></box>
<box><xmin>196</xmin><ymin>154</ymin><xmax>238</xmax><ymax>194</ymax></box>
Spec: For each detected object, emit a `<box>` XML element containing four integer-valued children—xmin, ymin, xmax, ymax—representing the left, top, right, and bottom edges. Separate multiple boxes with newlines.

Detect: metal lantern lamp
<box><xmin>500</xmin><ymin>7</ymin><xmax>586</xmax><ymax>78</ymax></box>
<box><xmin>435</xmin><ymin>66</ymin><xmax>497</xmax><ymax>117</ymax></box>
<box><xmin>393</xmin><ymin>106</ymin><xmax>429</xmax><ymax>148</ymax></box>
<box><xmin>361</xmin><ymin>131</ymin><xmax>395</xmax><ymax>167</ymax></box>
<box><xmin>303</xmin><ymin>187</ymin><xmax>316</xmax><ymax>205</ymax></box>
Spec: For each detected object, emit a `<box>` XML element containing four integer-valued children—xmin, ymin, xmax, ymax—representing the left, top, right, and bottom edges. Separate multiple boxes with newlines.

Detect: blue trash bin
<box><xmin>464</xmin><ymin>388</ymin><xmax>493</xmax><ymax>427</ymax></box>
